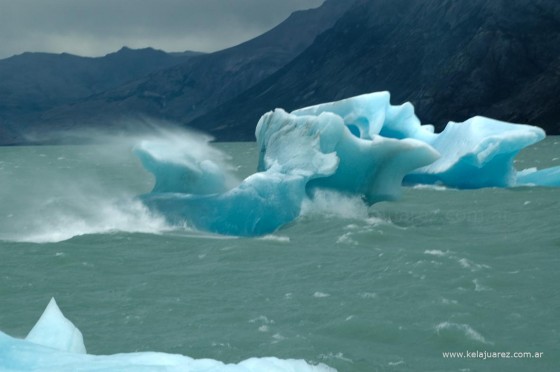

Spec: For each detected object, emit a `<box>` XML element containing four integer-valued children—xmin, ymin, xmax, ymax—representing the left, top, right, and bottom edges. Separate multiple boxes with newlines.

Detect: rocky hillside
<box><xmin>0</xmin><ymin>47</ymin><xmax>200</xmax><ymax>144</ymax></box>
<box><xmin>2</xmin><ymin>0</ymin><xmax>559</xmax><ymax>144</ymax></box>
<box><xmin>190</xmin><ymin>0</ymin><xmax>560</xmax><ymax>139</ymax></box>
<box><xmin>24</xmin><ymin>0</ymin><xmax>353</xmax><ymax>143</ymax></box>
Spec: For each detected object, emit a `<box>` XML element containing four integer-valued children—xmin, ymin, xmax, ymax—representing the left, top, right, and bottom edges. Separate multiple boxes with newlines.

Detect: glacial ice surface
<box><xmin>293</xmin><ymin>92</ymin><xmax>546</xmax><ymax>188</ymax></box>
<box><xmin>137</xmin><ymin>106</ymin><xmax>437</xmax><ymax>235</ymax></box>
<box><xmin>516</xmin><ymin>166</ymin><xmax>560</xmax><ymax>187</ymax></box>
<box><xmin>404</xmin><ymin>116</ymin><xmax>546</xmax><ymax>188</ymax></box>
<box><xmin>291</xmin><ymin>91</ymin><xmax>438</xmax><ymax>143</ymax></box>
<box><xmin>25</xmin><ymin>298</ymin><xmax>86</xmax><ymax>354</ymax></box>
<box><xmin>135</xmin><ymin>91</ymin><xmax>555</xmax><ymax>237</ymax></box>
<box><xmin>0</xmin><ymin>299</ymin><xmax>334</xmax><ymax>372</ymax></box>
<box><xmin>134</xmin><ymin>133</ymin><xmax>238</xmax><ymax>195</ymax></box>
<box><xmin>256</xmin><ymin>109</ymin><xmax>439</xmax><ymax>204</ymax></box>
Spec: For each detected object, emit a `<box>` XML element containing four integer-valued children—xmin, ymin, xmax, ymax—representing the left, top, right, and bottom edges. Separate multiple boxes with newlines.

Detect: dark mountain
<box><xmin>28</xmin><ymin>0</ymin><xmax>353</xmax><ymax>142</ymax></box>
<box><xmin>190</xmin><ymin>0</ymin><xmax>560</xmax><ymax>139</ymax></box>
<box><xmin>0</xmin><ymin>47</ymin><xmax>200</xmax><ymax>115</ymax></box>
<box><xmin>3</xmin><ymin>0</ymin><xmax>558</xmax><ymax>144</ymax></box>
<box><xmin>0</xmin><ymin>47</ymin><xmax>201</xmax><ymax>144</ymax></box>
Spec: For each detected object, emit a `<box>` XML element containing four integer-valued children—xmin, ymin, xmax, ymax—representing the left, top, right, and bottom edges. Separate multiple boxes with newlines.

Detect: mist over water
<box><xmin>0</xmin><ymin>128</ymin><xmax>243</xmax><ymax>243</ymax></box>
<box><xmin>0</xmin><ymin>142</ymin><xmax>167</xmax><ymax>243</ymax></box>
<box><xmin>0</xmin><ymin>137</ymin><xmax>559</xmax><ymax>371</ymax></box>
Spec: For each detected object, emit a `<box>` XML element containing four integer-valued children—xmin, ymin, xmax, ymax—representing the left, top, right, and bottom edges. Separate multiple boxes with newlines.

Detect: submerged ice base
<box><xmin>0</xmin><ymin>299</ymin><xmax>334</xmax><ymax>372</ymax></box>
<box><xmin>135</xmin><ymin>91</ymin><xmax>556</xmax><ymax>237</ymax></box>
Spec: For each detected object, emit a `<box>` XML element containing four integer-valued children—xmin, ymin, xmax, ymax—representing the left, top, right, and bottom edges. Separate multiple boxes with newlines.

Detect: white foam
<box><xmin>424</xmin><ymin>249</ymin><xmax>448</xmax><ymax>257</ymax></box>
<box><xmin>301</xmin><ymin>189</ymin><xmax>370</xmax><ymax>220</ymax></box>
<box><xmin>13</xmin><ymin>197</ymin><xmax>171</xmax><ymax>243</ymax></box>
<box><xmin>249</xmin><ymin>316</ymin><xmax>274</xmax><ymax>325</ymax></box>
<box><xmin>441</xmin><ymin>298</ymin><xmax>458</xmax><ymax>305</ymax></box>
<box><xmin>435</xmin><ymin>322</ymin><xmax>493</xmax><ymax>345</ymax></box>
<box><xmin>457</xmin><ymin>258</ymin><xmax>491</xmax><ymax>272</ymax></box>
<box><xmin>473</xmin><ymin>279</ymin><xmax>491</xmax><ymax>292</ymax></box>
<box><xmin>259</xmin><ymin>234</ymin><xmax>291</xmax><ymax>243</ymax></box>
<box><xmin>318</xmin><ymin>352</ymin><xmax>353</xmax><ymax>364</ymax></box>
<box><xmin>313</xmin><ymin>292</ymin><xmax>331</xmax><ymax>298</ymax></box>
<box><xmin>272</xmin><ymin>333</ymin><xmax>287</xmax><ymax>342</ymax></box>
<box><xmin>336</xmin><ymin>233</ymin><xmax>358</xmax><ymax>245</ymax></box>
<box><xmin>411</xmin><ymin>184</ymin><xmax>448</xmax><ymax>191</ymax></box>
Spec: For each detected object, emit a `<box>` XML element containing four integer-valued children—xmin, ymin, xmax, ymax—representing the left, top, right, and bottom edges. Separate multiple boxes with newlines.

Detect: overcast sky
<box><xmin>0</xmin><ymin>0</ymin><xmax>324</xmax><ymax>59</ymax></box>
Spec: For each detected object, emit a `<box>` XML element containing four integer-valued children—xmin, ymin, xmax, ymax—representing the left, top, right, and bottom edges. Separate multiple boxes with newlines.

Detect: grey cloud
<box><xmin>0</xmin><ymin>0</ymin><xmax>324</xmax><ymax>59</ymax></box>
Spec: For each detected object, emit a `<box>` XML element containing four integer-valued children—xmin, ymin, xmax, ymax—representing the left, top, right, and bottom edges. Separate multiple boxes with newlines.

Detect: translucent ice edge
<box><xmin>135</xmin><ymin>91</ymin><xmax>557</xmax><ymax>237</ymax></box>
<box><xmin>0</xmin><ymin>298</ymin><xmax>334</xmax><ymax>372</ymax></box>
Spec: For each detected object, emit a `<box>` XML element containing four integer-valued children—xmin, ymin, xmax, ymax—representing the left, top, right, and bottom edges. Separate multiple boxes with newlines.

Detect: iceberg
<box><xmin>516</xmin><ymin>166</ymin><xmax>560</xmax><ymax>187</ymax></box>
<box><xmin>404</xmin><ymin>117</ymin><xmax>545</xmax><ymax>188</ymax></box>
<box><xmin>133</xmin><ymin>133</ymin><xmax>238</xmax><ymax>195</ymax></box>
<box><xmin>0</xmin><ymin>299</ymin><xmax>334</xmax><ymax>372</ymax></box>
<box><xmin>136</xmin><ymin>108</ymin><xmax>437</xmax><ymax>236</ymax></box>
<box><xmin>135</xmin><ymin>91</ymin><xmax>556</xmax><ymax>237</ymax></box>
<box><xmin>291</xmin><ymin>91</ymin><xmax>437</xmax><ymax>143</ymax></box>
<box><xmin>25</xmin><ymin>298</ymin><xmax>86</xmax><ymax>354</ymax></box>
<box><xmin>256</xmin><ymin>108</ymin><xmax>439</xmax><ymax>204</ymax></box>
<box><xmin>139</xmin><ymin>172</ymin><xmax>307</xmax><ymax>236</ymax></box>
<box><xmin>292</xmin><ymin>92</ymin><xmax>546</xmax><ymax>188</ymax></box>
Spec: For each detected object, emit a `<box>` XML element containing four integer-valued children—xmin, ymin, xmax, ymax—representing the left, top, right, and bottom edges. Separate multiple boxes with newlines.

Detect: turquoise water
<box><xmin>0</xmin><ymin>138</ymin><xmax>559</xmax><ymax>371</ymax></box>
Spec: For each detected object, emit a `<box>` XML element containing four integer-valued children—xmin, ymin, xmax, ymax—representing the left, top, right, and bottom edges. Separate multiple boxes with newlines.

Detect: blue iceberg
<box><xmin>134</xmin><ymin>133</ymin><xmax>238</xmax><ymax>195</ymax></box>
<box><xmin>0</xmin><ymin>299</ymin><xmax>334</xmax><ymax>372</ymax></box>
<box><xmin>404</xmin><ymin>117</ymin><xmax>545</xmax><ymax>188</ymax></box>
<box><xmin>135</xmin><ymin>129</ymin><xmax>309</xmax><ymax>236</ymax></box>
<box><xmin>292</xmin><ymin>92</ymin><xmax>546</xmax><ymax>188</ymax></box>
<box><xmin>256</xmin><ymin>108</ymin><xmax>438</xmax><ymax>204</ymax></box>
<box><xmin>516</xmin><ymin>166</ymin><xmax>560</xmax><ymax>187</ymax></box>
<box><xmin>135</xmin><ymin>92</ymin><xmax>556</xmax><ymax>237</ymax></box>
<box><xmin>136</xmin><ymin>107</ymin><xmax>437</xmax><ymax>236</ymax></box>
<box><xmin>291</xmin><ymin>91</ymin><xmax>437</xmax><ymax>143</ymax></box>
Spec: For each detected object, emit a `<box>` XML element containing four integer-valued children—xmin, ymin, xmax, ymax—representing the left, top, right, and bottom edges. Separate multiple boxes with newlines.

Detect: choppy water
<box><xmin>0</xmin><ymin>138</ymin><xmax>559</xmax><ymax>371</ymax></box>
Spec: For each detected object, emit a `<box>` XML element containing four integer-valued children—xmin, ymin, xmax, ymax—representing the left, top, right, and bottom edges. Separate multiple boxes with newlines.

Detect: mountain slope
<box><xmin>32</xmin><ymin>0</ymin><xmax>354</xmax><ymax>139</ymax></box>
<box><xmin>190</xmin><ymin>0</ymin><xmax>560</xmax><ymax>139</ymax></box>
<box><xmin>0</xmin><ymin>47</ymin><xmax>200</xmax><ymax>144</ymax></box>
<box><xmin>0</xmin><ymin>47</ymin><xmax>199</xmax><ymax>115</ymax></box>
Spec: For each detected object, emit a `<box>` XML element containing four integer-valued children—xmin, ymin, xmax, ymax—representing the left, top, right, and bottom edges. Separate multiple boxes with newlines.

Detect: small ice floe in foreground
<box><xmin>0</xmin><ymin>298</ymin><xmax>335</xmax><ymax>372</ymax></box>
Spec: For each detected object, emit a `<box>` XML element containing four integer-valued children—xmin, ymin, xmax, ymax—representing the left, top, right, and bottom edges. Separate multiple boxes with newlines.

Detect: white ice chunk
<box><xmin>25</xmin><ymin>298</ymin><xmax>86</xmax><ymax>354</ymax></box>
<box><xmin>405</xmin><ymin>116</ymin><xmax>546</xmax><ymax>188</ymax></box>
<box><xmin>0</xmin><ymin>299</ymin><xmax>335</xmax><ymax>372</ymax></box>
<box><xmin>516</xmin><ymin>165</ymin><xmax>560</xmax><ymax>187</ymax></box>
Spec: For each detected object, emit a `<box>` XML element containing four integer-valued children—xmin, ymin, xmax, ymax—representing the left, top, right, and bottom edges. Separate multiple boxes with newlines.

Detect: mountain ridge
<box><xmin>188</xmin><ymin>0</ymin><xmax>560</xmax><ymax>139</ymax></box>
<box><xmin>23</xmin><ymin>0</ymin><xmax>353</xmax><ymax>144</ymax></box>
<box><xmin>0</xmin><ymin>47</ymin><xmax>203</xmax><ymax>144</ymax></box>
<box><xmin>1</xmin><ymin>0</ymin><xmax>559</xmax><ymax>144</ymax></box>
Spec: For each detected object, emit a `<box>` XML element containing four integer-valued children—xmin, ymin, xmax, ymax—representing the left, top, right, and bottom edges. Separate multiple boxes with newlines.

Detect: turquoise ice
<box><xmin>136</xmin><ymin>105</ymin><xmax>437</xmax><ymax>236</ymax></box>
<box><xmin>135</xmin><ymin>92</ymin><xmax>558</xmax><ymax>237</ymax></box>
<box><xmin>0</xmin><ymin>299</ymin><xmax>333</xmax><ymax>372</ymax></box>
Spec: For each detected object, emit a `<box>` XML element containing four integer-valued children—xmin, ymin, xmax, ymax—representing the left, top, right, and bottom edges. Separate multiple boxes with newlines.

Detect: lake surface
<box><xmin>0</xmin><ymin>137</ymin><xmax>559</xmax><ymax>371</ymax></box>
